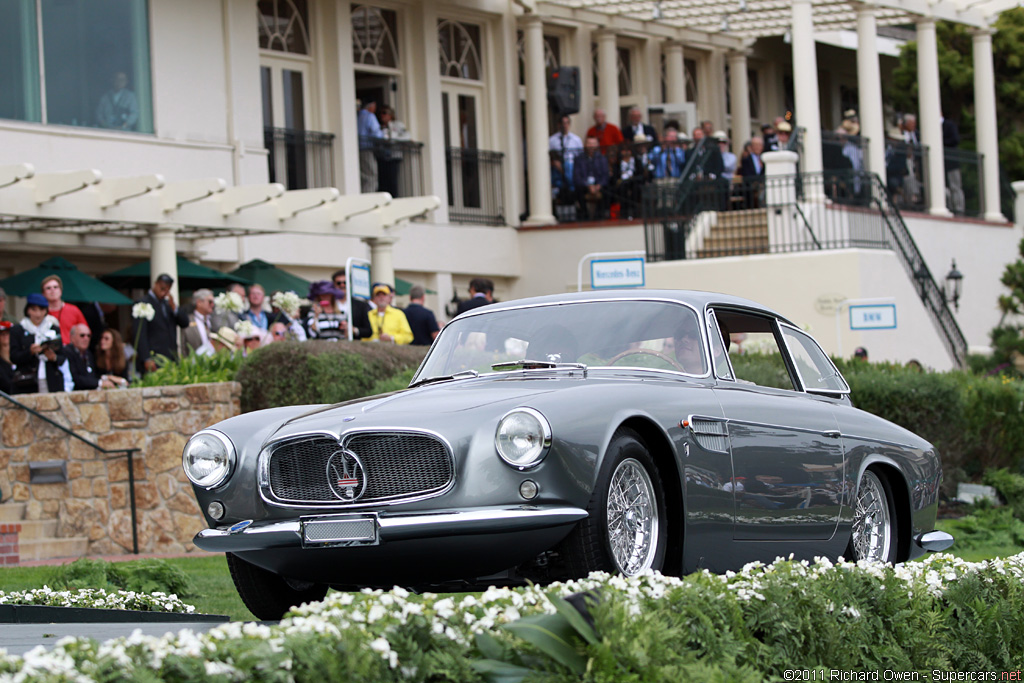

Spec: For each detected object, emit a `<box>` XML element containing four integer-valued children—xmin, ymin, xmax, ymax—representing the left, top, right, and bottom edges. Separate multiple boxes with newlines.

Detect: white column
<box><xmin>363</xmin><ymin>236</ymin><xmax>396</xmax><ymax>288</ymax></box>
<box><xmin>149</xmin><ymin>224</ymin><xmax>179</xmax><ymax>304</ymax></box>
<box><xmin>916</xmin><ymin>18</ymin><xmax>950</xmax><ymax>216</ymax></box>
<box><xmin>856</xmin><ymin>4</ymin><xmax>886</xmax><ymax>184</ymax></box>
<box><xmin>596</xmin><ymin>30</ymin><xmax>620</xmax><ymax>127</ymax></box>
<box><xmin>1012</xmin><ymin>181</ymin><xmax>1024</xmax><ymax>233</ymax></box>
<box><xmin>727</xmin><ymin>51</ymin><xmax>751</xmax><ymax>157</ymax></box>
<box><xmin>973</xmin><ymin>28</ymin><xmax>1005</xmax><ymax>222</ymax></box>
<box><xmin>522</xmin><ymin>16</ymin><xmax>555</xmax><ymax>226</ymax></box>
<box><xmin>664</xmin><ymin>42</ymin><xmax>685</xmax><ymax>105</ymax></box>
<box><xmin>790</xmin><ymin>0</ymin><xmax>824</xmax><ymax>198</ymax></box>
<box><xmin>707</xmin><ymin>50</ymin><xmax>728</xmax><ymax>129</ymax></box>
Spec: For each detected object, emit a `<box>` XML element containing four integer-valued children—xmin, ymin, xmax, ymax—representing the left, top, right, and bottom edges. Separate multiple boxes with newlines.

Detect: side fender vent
<box><xmin>689</xmin><ymin>417</ymin><xmax>729</xmax><ymax>453</ymax></box>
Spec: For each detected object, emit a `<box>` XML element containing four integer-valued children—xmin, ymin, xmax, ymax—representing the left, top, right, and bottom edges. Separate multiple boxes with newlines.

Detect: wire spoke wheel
<box><xmin>851</xmin><ymin>470</ymin><xmax>892</xmax><ymax>562</ymax></box>
<box><xmin>606</xmin><ymin>457</ymin><xmax>659</xmax><ymax>575</ymax></box>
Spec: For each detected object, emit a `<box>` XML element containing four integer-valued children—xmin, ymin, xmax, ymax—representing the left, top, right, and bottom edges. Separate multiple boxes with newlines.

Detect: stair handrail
<box><xmin>0</xmin><ymin>390</ymin><xmax>140</xmax><ymax>554</ymax></box>
<box><xmin>866</xmin><ymin>174</ymin><xmax>968</xmax><ymax>367</ymax></box>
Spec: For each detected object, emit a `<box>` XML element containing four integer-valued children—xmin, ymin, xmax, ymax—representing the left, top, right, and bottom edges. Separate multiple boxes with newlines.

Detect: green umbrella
<box><xmin>100</xmin><ymin>255</ymin><xmax>251</xmax><ymax>291</ymax></box>
<box><xmin>0</xmin><ymin>257</ymin><xmax>132</xmax><ymax>305</ymax></box>
<box><xmin>394</xmin><ymin>277</ymin><xmax>436</xmax><ymax>297</ymax></box>
<box><xmin>227</xmin><ymin>259</ymin><xmax>311</xmax><ymax>295</ymax></box>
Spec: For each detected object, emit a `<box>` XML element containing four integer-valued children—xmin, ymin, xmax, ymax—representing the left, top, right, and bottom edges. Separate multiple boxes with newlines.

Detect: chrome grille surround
<box><xmin>689</xmin><ymin>416</ymin><xmax>730</xmax><ymax>453</ymax></box>
<box><xmin>260</xmin><ymin>429</ymin><xmax>456</xmax><ymax>507</ymax></box>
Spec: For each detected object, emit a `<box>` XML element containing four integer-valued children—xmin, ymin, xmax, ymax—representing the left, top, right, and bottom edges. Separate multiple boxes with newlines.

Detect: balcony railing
<box><xmin>446</xmin><ymin>147</ymin><xmax>505</xmax><ymax>225</ymax></box>
<box><xmin>358</xmin><ymin>137</ymin><xmax>426</xmax><ymax>198</ymax></box>
<box><xmin>943</xmin><ymin>147</ymin><xmax>984</xmax><ymax>218</ymax></box>
<box><xmin>265</xmin><ymin>127</ymin><xmax>335</xmax><ymax>190</ymax></box>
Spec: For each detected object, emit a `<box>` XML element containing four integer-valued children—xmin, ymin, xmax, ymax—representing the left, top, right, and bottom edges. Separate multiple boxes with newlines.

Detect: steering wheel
<box><xmin>606</xmin><ymin>348</ymin><xmax>685</xmax><ymax>372</ymax></box>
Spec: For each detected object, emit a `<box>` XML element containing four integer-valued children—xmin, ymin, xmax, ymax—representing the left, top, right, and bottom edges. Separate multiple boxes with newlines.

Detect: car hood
<box><xmin>266</xmin><ymin>375</ymin><xmax>561</xmax><ymax>440</ymax></box>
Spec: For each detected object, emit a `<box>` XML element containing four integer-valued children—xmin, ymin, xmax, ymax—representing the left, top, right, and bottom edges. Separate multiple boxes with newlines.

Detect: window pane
<box><xmin>351</xmin><ymin>5</ymin><xmax>398</xmax><ymax>68</ymax></box>
<box><xmin>438</xmin><ymin>20</ymin><xmax>481</xmax><ymax>80</ymax></box>
<box><xmin>41</xmin><ymin>0</ymin><xmax>153</xmax><ymax>133</ymax></box>
<box><xmin>0</xmin><ymin>0</ymin><xmax>41</xmax><ymax>122</ymax></box>
<box><xmin>781</xmin><ymin>327</ymin><xmax>849</xmax><ymax>392</ymax></box>
<box><xmin>258</xmin><ymin>0</ymin><xmax>309</xmax><ymax>55</ymax></box>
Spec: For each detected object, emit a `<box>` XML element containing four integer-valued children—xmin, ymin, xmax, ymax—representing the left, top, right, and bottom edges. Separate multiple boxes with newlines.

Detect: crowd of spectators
<box><xmin>548</xmin><ymin>108</ymin><xmax>777</xmax><ymax>221</ymax></box>
<box><xmin>0</xmin><ymin>265</ymin><xmax>461</xmax><ymax>395</ymax></box>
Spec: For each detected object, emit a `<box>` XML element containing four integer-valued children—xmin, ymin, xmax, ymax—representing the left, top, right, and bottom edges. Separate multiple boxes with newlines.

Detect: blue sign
<box><xmin>849</xmin><ymin>304</ymin><xmax>897</xmax><ymax>330</ymax></box>
<box><xmin>590</xmin><ymin>257</ymin><xmax>645</xmax><ymax>289</ymax></box>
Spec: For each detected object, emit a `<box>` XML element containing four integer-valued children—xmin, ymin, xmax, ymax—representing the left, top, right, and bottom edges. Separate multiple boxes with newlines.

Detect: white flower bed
<box><xmin>0</xmin><ymin>553</ymin><xmax>1021</xmax><ymax>681</ymax></box>
<box><xmin>0</xmin><ymin>587</ymin><xmax>196</xmax><ymax>614</ymax></box>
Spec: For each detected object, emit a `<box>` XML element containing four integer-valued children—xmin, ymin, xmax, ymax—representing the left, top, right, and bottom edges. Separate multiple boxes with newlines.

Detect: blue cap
<box><xmin>26</xmin><ymin>293</ymin><xmax>47</xmax><ymax>308</ymax></box>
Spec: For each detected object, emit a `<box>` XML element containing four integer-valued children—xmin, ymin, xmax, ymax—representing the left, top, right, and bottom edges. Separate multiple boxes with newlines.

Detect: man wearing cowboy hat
<box><xmin>366</xmin><ymin>283</ymin><xmax>412</xmax><ymax>345</ymax></box>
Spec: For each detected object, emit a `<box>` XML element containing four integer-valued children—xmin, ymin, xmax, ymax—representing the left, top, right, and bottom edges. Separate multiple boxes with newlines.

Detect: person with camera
<box><xmin>9</xmin><ymin>293</ymin><xmax>72</xmax><ymax>394</ymax></box>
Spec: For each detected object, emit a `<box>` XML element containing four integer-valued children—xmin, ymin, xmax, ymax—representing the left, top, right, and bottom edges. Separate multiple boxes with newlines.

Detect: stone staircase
<box><xmin>696</xmin><ymin>208</ymin><xmax>769</xmax><ymax>258</ymax></box>
<box><xmin>0</xmin><ymin>503</ymin><xmax>89</xmax><ymax>563</ymax></box>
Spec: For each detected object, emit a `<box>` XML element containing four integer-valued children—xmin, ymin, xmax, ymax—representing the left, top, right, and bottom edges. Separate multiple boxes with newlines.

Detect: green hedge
<box><xmin>236</xmin><ymin>341</ymin><xmax>428</xmax><ymax>413</ymax></box>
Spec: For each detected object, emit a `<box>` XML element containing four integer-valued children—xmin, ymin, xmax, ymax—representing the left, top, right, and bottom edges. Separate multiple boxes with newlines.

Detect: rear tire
<box><xmin>226</xmin><ymin>553</ymin><xmax>328</xmax><ymax>620</ymax></box>
<box><xmin>562</xmin><ymin>429</ymin><xmax>668</xmax><ymax>578</ymax></box>
<box><xmin>847</xmin><ymin>469</ymin><xmax>898</xmax><ymax>563</ymax></box>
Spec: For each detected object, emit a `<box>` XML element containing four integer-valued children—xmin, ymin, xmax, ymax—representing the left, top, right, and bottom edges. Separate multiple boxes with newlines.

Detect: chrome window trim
<box><xmin>777</xmin><ymin>322</ymin><xmax>851</xmax><ymax>395</ymax></box>
<box><xmin>258</xmin><ymin>427</ymin><xmax>457</xmax><ymax>510</ymax></box>
<box><xmin>418</xmin><ymin>297</ymin><xmax>714</xmax><ymax>381</ymax></box>
<box><xmin>704</xmin><ymin>308</ymin><xmax>735</xmax><ymax>381</ymax></box>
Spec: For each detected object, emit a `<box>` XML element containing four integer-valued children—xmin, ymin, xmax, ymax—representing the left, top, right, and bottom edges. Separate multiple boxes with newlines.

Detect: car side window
<box><xmin>780</xmin><ymin>325</ymin><xmax>849</xmax><ymax>393</ymax></box>
<box><xmin>712</xmin><ymin>308</ymin><xmax>797</xmax><ymax>391</ymax></box>
<box><xmin>706</xmin><ymin>310</ymin><xmax>734</xmax><ymax>380</ymax></box>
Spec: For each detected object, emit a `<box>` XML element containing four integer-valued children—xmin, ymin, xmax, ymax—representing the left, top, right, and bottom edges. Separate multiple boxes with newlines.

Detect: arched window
<box><xmin>258</xmin><ymin>0</ymin><xmax>310</xmax><ymax>55</ymax></box>
<box><xmin>438</xmin><ymin>20</ymin><xmax>482</xmax><ymax>81</ymax></box>
<box><xmin>352</xmin><ymin>5</ymin><xmax>399</xmax><ymax>68</ymax></box>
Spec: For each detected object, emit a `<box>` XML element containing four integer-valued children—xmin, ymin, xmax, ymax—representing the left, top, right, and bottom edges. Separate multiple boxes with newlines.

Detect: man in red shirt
<box><xmin>586</xmin><ymin>108</ymin><xmax>624</xmax><ymax>151</ymax></box>
<box><xmin>41</xmin><ymin>275</ymin><xmax>87</xmax><ymax>344</ymax></box>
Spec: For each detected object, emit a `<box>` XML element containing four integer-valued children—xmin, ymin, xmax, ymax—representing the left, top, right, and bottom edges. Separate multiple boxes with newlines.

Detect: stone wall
<box><xmin>0</xmin><ymin>382</ymin><xmax>241</xmax><ymax>556</ymax></box>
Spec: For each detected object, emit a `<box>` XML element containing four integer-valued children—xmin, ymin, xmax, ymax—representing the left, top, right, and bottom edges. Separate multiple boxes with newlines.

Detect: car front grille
<box><xmin>266</xmin><ymin>432</ymin><xmax>454</xmax><ymax>505</ymax></box>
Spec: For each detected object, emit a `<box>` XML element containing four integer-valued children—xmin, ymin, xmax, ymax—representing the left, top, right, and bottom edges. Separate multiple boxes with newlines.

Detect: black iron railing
<box><xmin>642</xmin><ymin>169</ymin><xmax>967</xmax><ymax>366</ymax></box>
<box><xmin>822</xmin><ymin>130</ymin><xmax>869</xmax><ymax>180</ymax></box>
<box><xmin>0</xmin><ymin>390</ymin><xmax>140</xmax><ymax>555</ymax></box>
<box><xmin>357</xmin><ymin>137</ymin><xmax>426</xmax><ymax>198</ymax></box>
<box><xmin>446</xmin><ymin>147</ymin><xmax>505</xmax><ymax>225</ymax></box>
<box><xmin>883</xmin><ymin>139</ymin><xmax>929</xmax><ymax>214</ymax></box>
<box><xmin>265</xmin><ymin>127</ymin><xmax>335</xmax><ymax>190</ymax></box>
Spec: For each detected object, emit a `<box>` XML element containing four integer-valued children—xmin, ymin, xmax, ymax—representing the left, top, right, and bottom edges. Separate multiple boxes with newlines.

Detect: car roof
<box><xmin>474</xmin><ymin>289</ymin><xmax>796</xmax><ymax>326</ymax></box>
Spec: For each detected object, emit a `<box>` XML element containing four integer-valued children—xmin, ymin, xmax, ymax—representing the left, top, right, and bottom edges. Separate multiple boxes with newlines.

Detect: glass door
<box><xmin>442</xmin><ymin>86</ymin><xmax>481</xmax><ymax>210</ymax></box>
<box><xmin>261</xmin><ymin>57</ymin><xmax>311</xmax><ymax>188</ymax></box>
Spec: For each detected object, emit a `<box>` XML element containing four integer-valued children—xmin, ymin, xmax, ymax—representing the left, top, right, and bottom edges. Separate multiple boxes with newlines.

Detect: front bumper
<box><xmin>194</xmin><ymin>504</ymin><xmax>588</xmax><ymax>553</ymax></box>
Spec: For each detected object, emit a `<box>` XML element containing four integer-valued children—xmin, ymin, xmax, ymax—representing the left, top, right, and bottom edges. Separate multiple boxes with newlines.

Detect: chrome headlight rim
<box><xmin>182</xmin><ymin>429</ymin><xmax>236</xmax><ymax>490</ymax></box>
<box><xmin>494</xmin><ymin>407</ymin><xmax>552</xmax><ymax>470</ymax></box>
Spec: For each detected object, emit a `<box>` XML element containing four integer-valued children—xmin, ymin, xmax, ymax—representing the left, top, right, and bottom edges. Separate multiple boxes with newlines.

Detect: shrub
<box><xmin>237</xmin><ymin>341</ymin><xmax>427</xmax><ymax>412</ymax></box>
<box><xmin>49</xmin><ymin>558</ymin><xmax>194</xmax><ymax>597</ymax></box>
<box><xmin>135</xmin><ymin>352</ymin><xmax>243</xmax><ymax>387</ymax></box>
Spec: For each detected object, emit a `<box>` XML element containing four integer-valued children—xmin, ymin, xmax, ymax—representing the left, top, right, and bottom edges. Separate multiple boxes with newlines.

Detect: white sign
<box><xmin>349</xmin><ymin>263</ymin><xmax>371</xmax><ymax>300</ymax></box>
<box><xmin>590</xmin><ymin>258</ymin><xmax>645</xmax><ymax>289</ymax></box>
<box><xmin>849</xmin><ymin>304</ymin><xmax>897</xmax><ymax>330</ymax></box>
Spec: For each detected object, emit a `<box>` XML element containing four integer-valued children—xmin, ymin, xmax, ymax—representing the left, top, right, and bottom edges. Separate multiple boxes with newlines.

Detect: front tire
<box><xmin>227</xmin><ymin>552</ymin><xmax>329</xmax><ymax>620</ymax></box>
<box><xmin>847</xmin><ymin>469</ymin><xmax>898</xmax><ymax>563</ymax></box>
<box><xmin>562</xmin><ymin>429</ymin><xmax>668</xmax><ymax>577</ymax></box>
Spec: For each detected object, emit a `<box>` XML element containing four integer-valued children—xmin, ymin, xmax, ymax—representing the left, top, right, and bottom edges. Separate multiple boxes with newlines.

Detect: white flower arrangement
<box><xmin>131</xmin><ymin>302</ymin><xmax>155</xmax><ymax>321</ymax></box>
<box><xmin>271</xmin><ymin>290</ymin><xmax>305</xmax><ymax>317</ymax></box>
<box><xmin>233</xmin><ymin>320</ymin><xmax>257</xmax><ymax>340</ymax></box>
<box><xmin>214</xmin><ymin>291</ymin><xmax>245</xmax><ymax>314</ymax></box>
<box><xmin>0</xmin><ymin>551</ymin><xmax>1020</xmax><ymax>677</ymax></box>
<box><xmin>0</xmin><ymin>586</ymin><xmax>195</xmax><ymax>613</ymax></box>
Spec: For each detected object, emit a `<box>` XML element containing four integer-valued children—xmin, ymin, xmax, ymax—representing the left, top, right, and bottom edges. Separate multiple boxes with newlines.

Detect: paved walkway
<box><xmin>0</xmin><ymin>621</ymin><xmax>232</xmax><ymax>656</ymax></box>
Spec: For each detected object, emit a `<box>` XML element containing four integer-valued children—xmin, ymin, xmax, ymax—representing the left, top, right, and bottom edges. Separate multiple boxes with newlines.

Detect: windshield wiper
<box><xmin>408</xmin><ymin>369</ymin><xmax>479</xmax><ymax>389</ymax></box>
<box><xmin>491</xmin><ymin>359</ymin><xmax>587</xmax><ymax>371</ymax></box>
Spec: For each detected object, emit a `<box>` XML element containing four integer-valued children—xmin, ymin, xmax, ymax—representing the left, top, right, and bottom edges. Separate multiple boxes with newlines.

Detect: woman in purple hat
<box><xmin>304</xmin><ymin>280</ymin><xmax>349</xmax><ymax>341</ymax></box>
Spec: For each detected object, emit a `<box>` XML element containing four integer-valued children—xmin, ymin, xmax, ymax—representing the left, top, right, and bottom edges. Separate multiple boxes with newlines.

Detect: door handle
<box><xmin>823</xmin><ymin>430</ymin><xmax>841</xmax><ymax>439</ymax></box>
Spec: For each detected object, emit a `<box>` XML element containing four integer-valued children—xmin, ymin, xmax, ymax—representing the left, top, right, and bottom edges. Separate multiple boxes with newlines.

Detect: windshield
<box><xmin>415</xmin><ymin>300</ymin><xmax>708</xmax><ymax>380</ymax></box>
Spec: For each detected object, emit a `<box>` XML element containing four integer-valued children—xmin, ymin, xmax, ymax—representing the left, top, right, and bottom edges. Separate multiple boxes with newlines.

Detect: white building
<box><xmin>1</xmin><ymin>0</ymin><xmax>1021</xmax><ymax>370</ymax></box>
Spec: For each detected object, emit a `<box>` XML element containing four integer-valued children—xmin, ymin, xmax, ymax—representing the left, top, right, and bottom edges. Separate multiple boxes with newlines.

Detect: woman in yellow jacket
<box><xmin>365</xmin><ymin>283</ymin><xmax>414</xmax><ymax>345</ymax></box>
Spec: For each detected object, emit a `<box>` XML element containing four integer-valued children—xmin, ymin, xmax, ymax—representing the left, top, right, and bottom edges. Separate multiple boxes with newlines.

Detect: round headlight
<box><xmin>495</xmin><ymin>408</ymin><xmax>552</xmax><ymax>469</ymax></box>
<box><xmin>182</xmin><ymin>430</ymin><xmax>235</xmax><ymax>489</ymax></box>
